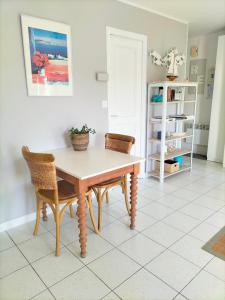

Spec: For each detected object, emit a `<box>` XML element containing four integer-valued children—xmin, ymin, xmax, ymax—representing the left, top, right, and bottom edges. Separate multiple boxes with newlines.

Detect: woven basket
<box><xmin>71</xmin><ymin>133</ymin><xmax>89</xmax><ymax>151</ymax></box>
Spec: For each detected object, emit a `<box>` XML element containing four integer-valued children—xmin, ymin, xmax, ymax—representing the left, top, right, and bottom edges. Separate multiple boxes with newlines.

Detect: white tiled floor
<box><xmin>0</xmin><ymin>159</ymin><xmax>225</xmax><ymax>299</ymax></box>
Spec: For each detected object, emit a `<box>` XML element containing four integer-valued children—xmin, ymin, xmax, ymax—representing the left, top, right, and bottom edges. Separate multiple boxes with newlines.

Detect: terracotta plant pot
<box><xmin>71</xmin><ymin>133</ymin><xmax>89</xmax><ymax>151</ymax></box>
<box><xmin>166</xmin><ymin>75</ymin><xmax>178</xmax><ymax>81</ymax></box>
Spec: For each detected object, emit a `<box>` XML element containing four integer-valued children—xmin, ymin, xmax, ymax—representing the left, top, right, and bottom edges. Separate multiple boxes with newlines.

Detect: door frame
<box><xmin>106</xmin><ymin>26</ymin><xmax>147</xmax><ymax>177</ymax></box>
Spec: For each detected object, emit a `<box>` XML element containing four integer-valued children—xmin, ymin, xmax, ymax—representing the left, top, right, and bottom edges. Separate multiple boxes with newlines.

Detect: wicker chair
<box><xmin>22</xmin><ymin>146</ymin><xmax>98</xmax><ymax>256</ymax></box>
<box><xmin>92</xmin><ymin>133</ymin><xmax>135</xmax><ymax>231</ymax></box>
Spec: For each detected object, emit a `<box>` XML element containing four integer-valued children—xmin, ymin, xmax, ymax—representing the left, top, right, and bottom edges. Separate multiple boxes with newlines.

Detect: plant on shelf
<box><xmin>69</xmin><ymin>124</ymin><xmax>96</xmax><ymax>151</ymax></box>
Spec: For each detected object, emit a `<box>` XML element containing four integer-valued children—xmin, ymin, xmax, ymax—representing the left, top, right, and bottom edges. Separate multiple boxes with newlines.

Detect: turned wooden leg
<box><xmin>77</xmin><ymin>187</ymin><xmax>87</xmax><ymax>258</ymax></box>
<box><xmin>87</xmin><ymin>193</ymin><xmax>99</xmax><ymax>234</ymax></box>
<box><xmin>130</xmin><ymin>165</ymin><xmax>139</xmax><ymax>230</ymax></box>
<box><xmin>42</xmin><ymin>202</ymin><xmax>48</xmax><ymax>221</ymax></box>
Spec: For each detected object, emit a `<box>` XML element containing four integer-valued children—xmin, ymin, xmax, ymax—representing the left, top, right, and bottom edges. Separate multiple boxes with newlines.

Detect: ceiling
<box><xmin>118</xmin><ymin>0</ymin><xmax>225</xmax><ymax>36</ymax></box>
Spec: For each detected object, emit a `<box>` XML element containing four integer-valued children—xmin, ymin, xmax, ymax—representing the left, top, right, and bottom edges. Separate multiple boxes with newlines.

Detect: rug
<box><xmin>202</xmin><ymin>226</ymin><xmax>225</xmax><ymax>261</ymax></box>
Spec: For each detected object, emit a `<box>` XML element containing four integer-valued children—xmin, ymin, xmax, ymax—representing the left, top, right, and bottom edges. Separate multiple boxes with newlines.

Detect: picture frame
<box><xmin>21</xmin><ymin>15</ymin><xmax>73</xmax><ymax>96</ymax></box>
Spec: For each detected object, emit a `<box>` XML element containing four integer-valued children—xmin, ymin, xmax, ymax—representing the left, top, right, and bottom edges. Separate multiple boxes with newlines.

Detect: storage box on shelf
<box><xmin>146</xmin><ymin>81</ymin><xmax>198</xmax><ymax>182</ymax></box>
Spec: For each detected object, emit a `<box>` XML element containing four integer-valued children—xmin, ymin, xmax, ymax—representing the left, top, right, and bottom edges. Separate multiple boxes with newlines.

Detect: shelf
<box><xmin>149</xmin><ymin>165</ymin><xmax>191</xmax><ymax>179</ymax></box>
<box><xmin>150</xmin><ymin>100</ymin><xmax>196</xmax><ymax>105</ymax></box>
<box><xmin>149</xmin><ymin>134</ymin><xmax>193</xmax><ymax>143</ymax></box>
<box><xmin>149</xmin><ymin>149</ymin><xmax>192</xmax><ymax>161</ymax></box>
<box><xmin>149</xmin><ymin>81</ymin><xmax>198</xmax><ymax>88</ymax></box>
<box><xmin>151</xmin><ymin>117</ymin><xmax>194</xmax><ymax>124</ymax></box>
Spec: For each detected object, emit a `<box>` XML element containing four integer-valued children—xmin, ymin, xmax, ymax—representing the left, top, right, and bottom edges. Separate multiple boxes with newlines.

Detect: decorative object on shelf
<box><xmin>155</xmin><ymin>160</ymin><xmax>179</xmax><ymax>174</ymax></box>
<box><xmin>151</xmin><ymin>94</ymin><xmax>163</xmax><ymax>102</ymax></box>
<box><xmin>21</xmin><ymin>15</ymin><xmax>73</xmax><ymax>96</ymax></box>
<box><xmin>190</xmin><ymin>46</ymin><xmax>198</xmax><ymax>57</ymax></box>
<box><xmin>174</xmin><ymin>156</ymin><xmax>183</xmax><ymax>167</ymax></box>
<box><xmin>189</xmin><ymin>59</ymin><xmax>206</xmax><ymax>94</ymax></box>
<box><xmin>150</xmin><ymin>48</ymin><xmax>185</xmax><ymax>81</ymax></box>
<box><xmin>69</xmin><ymin>124</ymin><xmax>96</xmax><ymax>151</ymax></box>
<box><xmin>167</xmin><ymin>145</ymin><xmax>177</xmax><ymax>154</ymax></box>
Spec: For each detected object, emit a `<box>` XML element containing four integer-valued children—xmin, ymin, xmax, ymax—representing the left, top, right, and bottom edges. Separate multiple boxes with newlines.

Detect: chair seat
<box><xmin>39</xmin><ymin>180</ymin><xmax>77</xmax><ymax>201</ymax></box>
<box><xmin>93</xmin><ymin>176</ymin><xmax>123</xmax><ymax>188</ymax></box>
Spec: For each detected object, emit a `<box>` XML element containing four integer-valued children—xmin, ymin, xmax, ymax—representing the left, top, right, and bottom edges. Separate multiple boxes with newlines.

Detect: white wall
<box><xmin>0</xmin><ymin>0</ymin><xmax>187</xmax><ymax>224</ymax></box>
<box><xmin>207</xmin><ymin>35</ymin><xmax>225</xmax><ymax>163</ymax></box>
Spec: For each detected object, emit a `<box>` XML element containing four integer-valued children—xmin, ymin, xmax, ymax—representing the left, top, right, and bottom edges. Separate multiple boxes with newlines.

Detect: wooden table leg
<box><xmin>77</xmin><ymin>181</ymin><xmax>87</xmax><ymax>258</ymax></box>
<box><xmin>42</xmin><ymin>202</ymin><xmax>48</xmax><ymax>221</ymax></box>
<box><xmin>130</xmin><ymin>164</ymin><xmax>139</xmax><ymax>230</ymax></box>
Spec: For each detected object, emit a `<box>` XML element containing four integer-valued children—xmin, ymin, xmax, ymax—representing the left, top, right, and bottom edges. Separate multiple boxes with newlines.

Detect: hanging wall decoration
<box><xmin>150</xmin><ymin>48</ymin><xmax>185</xmax><ymax>81</ymax></box>
<box><xmin>21</xmin><ymin>15</ymin><xmax>73</xmax><ymax>96</ymax></box>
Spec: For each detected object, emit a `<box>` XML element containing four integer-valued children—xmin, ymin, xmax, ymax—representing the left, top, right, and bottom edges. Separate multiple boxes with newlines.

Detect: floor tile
<box><xmin>118</xmin><ymin>233</ymin><xmax>165</xmax><ymax>265</ymax></box>
<box><xmin>0</xmin><ymin>265</ymin><xmax>45</xmax><ymax>300</ymax></box>
<box><xmin>67</xmin><ymin>232</ymin><xmax>113</xmax><ymax>264</ymax></box>
<box><xmin>50</xmin><ymin>267</ymin><xmax>110</xmax><ymax>300</ymax></box>
<box><xmin>0</xmin><ymin>246</ymin><xmax>28</xmax><ymax>278</ymax></box>
<box><xmin>7</xmin><ymin>220</ymin><xmax>47</xmax><ymax>244</ymax></box>
<box><xmin>219</xmin><ymin>206</ymin><xmax>225</xmax><ymax>214</ymax></box>
<box><xmin>100</xmin><ymin>220</ymin><xmax>137</xmax><ymax>246</ymax></box>
<box><xmin>163</xmin><ymin>211</ymin><xmax>200</xmax><ymax>233</ymax></box>
<box><xmin>102</xmin><ymin>292</ymin><xmax>120</xmax><ymax>300</ymax></box>
<box><xmin>204</xmin><ymin>257</ymin><xmax>225</xmax><ymax>282</ymax></box>
<box><xmin>185</xmin><ymin>182</ymin><xmax>213</xmax><ymax>194</ymax></box>
<box><xmin>206</xmin><ymin>188</ymin><xmax>225</xmax><ymax>201</ymax></box>
<box><xmin>182</xmin><ymin>270</ymin><xmax>225</xmax><ymax>300</ymax></box>
<box><xmin>0</xmin><ymin>231</ymin><xmax>14</xmax><ymax>251</ymax></box>
<box><xmin>18</xmin><ymin>232</ymin><xmax>56</xmax><ymax>263</ymax></box>
<box><xmin>170</xmin><ymin>235</ymin><xmax>213</xmax><ymax>268</ymax></box>
<box><xmin>205</xmin><ymin>211</ymin><xmax>225</xmax><ymax>228</ymax></box>
<box><xmin>140</xmin><ymin>202</ymin><xmax>173</xmax><ymax>220</ymax></box>
<box><xmin>87</xmin><ymin>207</ymin><xmax>116</xmax><ymax>231</ymax></box>
<box><xmin>102</xmin><ymin>202</ymin><xmax>128</xmax><ymax>219</ymax></box>
<box><xmin>88</xmin><ymin>248</ymin><xmax>140</xmax><ymax>289</ymax></box>
<box><xmin>171</xmin><ymin>188</ymin><xmax>201</xmax><ymax>202</ymax></box>
<box><xmin>173</xmin><ymin>294</ymin><xmax>188</xmax><ymax>300</ymax></box>
<box><xmin>179</xmin><ymin>203</ymin><xmax>214</xmax><ymax>221</ymax></box>
<box><xmin>152</xmin><ymin>182</ymin><xmax>179</xmax><ymax>194</ymax></box>
<box><xmin>146</xmin><ymin>250</ymin><xmax>200</xmax><ymax>291</ymax></box>
<box><xmin>139</xmin><ymin>187</ymin><xmax>165</xmax><ymax>200</ymax></box>
<box><xmin>143</xmin><ymin>221</ymin><xmax>185</xmax><ymax>247</ymax></box>
<box><xmin>135</xmin><ymin>194</ymin><xmax>154</xmax><ymax>209</ymax></box>
<box><xmin>119</xmin><ymin>211</ymin><xmax>157</xmax><ymax>231</ymax></box>
<box><xmin>114</xmin><ymin>268</ymin><xmax>177</xmax><ymax>300</ymax></box>
<box><xmin>157</xmin><ymin>195</ymin><xmax>189</xmax><ymax>210</ymax></box>
<box><xmin>50</xmin><ymin>221</ymin><xmax>83</xmax><ymax>246</ymax></box>
<box><xmin>193</xmin><ymin>195</ymin><xmax>225</xmax><ymax>211</ymax></box>
<box><xmin>32</xmin><ymin>290</ymin><xmax>55</xmax><ymax>300</ymax></box>
<box><xmin>189</xmin><ymin>222</ymin><xmax>221</xmax><ymax>242</ymax></box>
<box><xmin>32</xmin><ymin>247</ymin><xmax>83</xmax><ymax>287</ymax></box>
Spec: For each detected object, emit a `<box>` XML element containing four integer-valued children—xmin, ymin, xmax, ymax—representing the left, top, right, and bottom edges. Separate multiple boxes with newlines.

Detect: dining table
<box><xmin>50</xmin><ymin>146</ymin><xmax>144</xmax><ymax>258</ymax></box>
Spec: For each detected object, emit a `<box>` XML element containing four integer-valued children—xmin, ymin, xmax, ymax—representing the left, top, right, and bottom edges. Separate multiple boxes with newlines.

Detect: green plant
<box><xmin>69</xmin><ymin>124</ymin><xmax>96</xmax><ymax>138</ymax></box>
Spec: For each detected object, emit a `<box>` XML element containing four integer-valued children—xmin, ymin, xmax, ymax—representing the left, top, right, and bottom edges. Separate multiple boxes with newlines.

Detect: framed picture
<box><xmin>21</xmin><ymin>15</ymin><xmax>73</xmax><ymax>96</ymax></box>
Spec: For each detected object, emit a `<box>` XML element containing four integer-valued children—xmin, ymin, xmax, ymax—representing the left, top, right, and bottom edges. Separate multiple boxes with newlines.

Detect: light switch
<box><xmin>96</xmin><ymin>72</ymin><xmax>108</xmax><ymax>82</ymax></box>
<box><xmin>102</xmin><ymin>100</ymin><xmax>108</xmax><ymax>108</ymax></box>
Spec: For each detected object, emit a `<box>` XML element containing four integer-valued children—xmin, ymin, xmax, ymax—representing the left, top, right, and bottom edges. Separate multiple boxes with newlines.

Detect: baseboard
<box><xmin>0</xmin><ymin>207</ymin><xmax>52</xmax><ymax>233</ymax></box>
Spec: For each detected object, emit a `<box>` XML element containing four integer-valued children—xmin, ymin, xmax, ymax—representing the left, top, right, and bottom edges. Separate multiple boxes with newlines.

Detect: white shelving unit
<box><xmin>146</xmin><ymin>81</ymin><xmax>198</xmax><ymax>183</ymax></box>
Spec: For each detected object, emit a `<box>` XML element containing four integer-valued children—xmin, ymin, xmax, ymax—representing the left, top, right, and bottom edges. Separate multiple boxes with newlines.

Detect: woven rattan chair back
<box><xmin>105</xmin><ymin>133</ymin><xmax>135</xmax><ymax>154</ymax></box>
<box><xmin>22</xmin><ymin>146</ymin><xmax>57</xmax><ymax>191</ymax></box>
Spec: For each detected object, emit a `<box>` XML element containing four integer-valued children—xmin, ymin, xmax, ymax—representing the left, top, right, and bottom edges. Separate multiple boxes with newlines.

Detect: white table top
<box><xmin>49</xmin><ymin>146</ymin><xmax>144</xmax><ymax>180</ymax></box>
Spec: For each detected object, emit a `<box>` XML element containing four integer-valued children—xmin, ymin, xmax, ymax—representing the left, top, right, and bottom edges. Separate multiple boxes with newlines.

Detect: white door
<box><xmin>107</xmin><ymin>27</ymin><xmax>147</xmax><ymax>162</ymax></box>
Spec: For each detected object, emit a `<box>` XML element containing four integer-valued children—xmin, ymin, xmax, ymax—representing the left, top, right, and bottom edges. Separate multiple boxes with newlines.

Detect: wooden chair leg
<box><xmin>33</xmin><ymin>199</ymin><xmax>42</xmax><ymax>236</ymax></box>
<box><xmin>69</xmin><ymin>204</ymin><xmax>75</xmax><ymax>218</ymax></box>
<box><xmin>87</xmin><ymin>194</ymin><xmax>99</xmax><ymax>234</ymax></box>
<box><xmin>106</xmin><ymin>191</ymin><xmax>109</xmax><ymax>204</ymax></box>
<box><xmin>123</xmin><ymin>179</ymin><xmax>131</xmax><ymax>216</ymax></box>
<box><xmin>97</xmin><ymin>190</ymin><xmax>103</xmax><ymax>231</ymax></box>
<box><xmin>42</xmin><ymin>202</ymin><xmax>48</xmax><ymax>221</ymax></box>
<box><xmin>55</xmin><ymin>210</ymin><xmax>60</xmax><ymax>256</ymax></box>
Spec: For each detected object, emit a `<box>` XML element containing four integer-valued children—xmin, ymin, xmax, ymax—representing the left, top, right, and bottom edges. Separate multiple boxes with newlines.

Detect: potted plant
<box><xmin>69</xmin><ymin>124</ymin><xmax>96</xmax><ymax>151</ymax></box>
